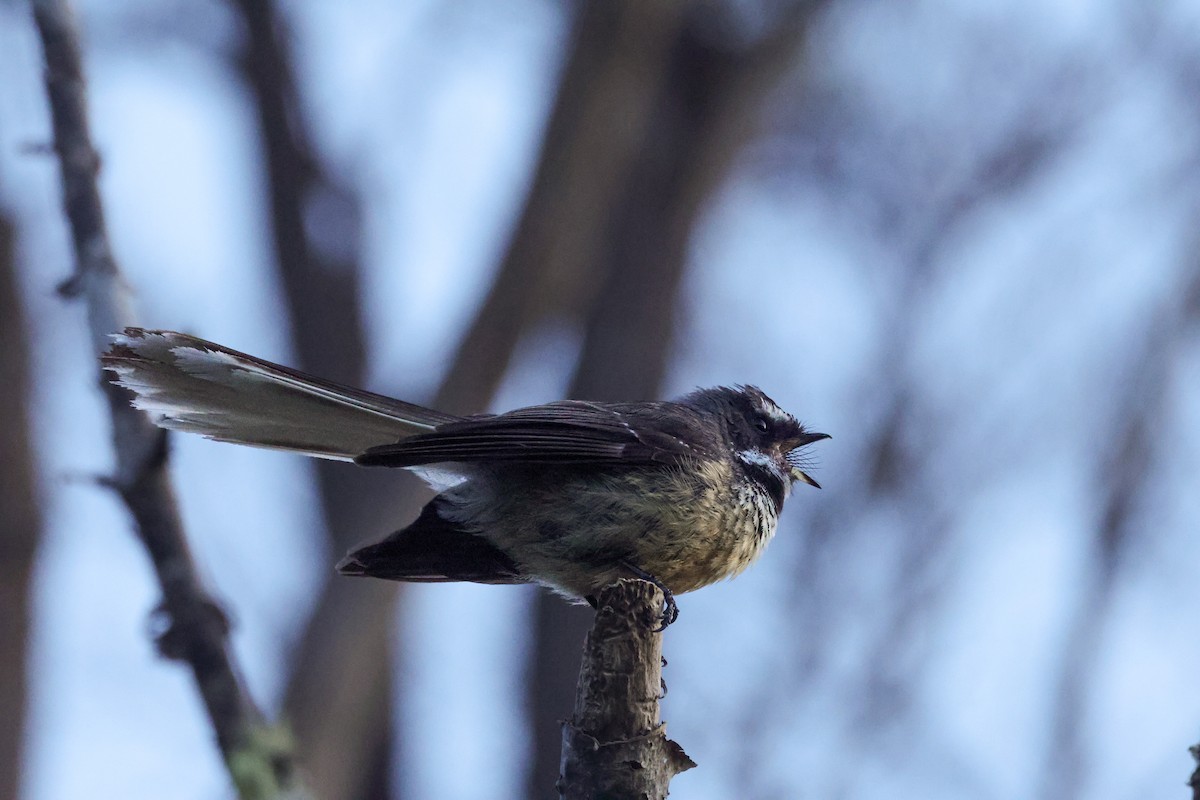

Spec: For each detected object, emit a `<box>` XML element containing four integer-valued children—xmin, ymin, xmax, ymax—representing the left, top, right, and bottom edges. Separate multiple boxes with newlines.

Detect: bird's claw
<box><xmin>619</xmin><ymin>560</ymin><xmax>680</xmax><ymax>631</ymax></box>
<box><xmin>654</xmin><ymin>591</ymin><xmax>679</xmax><ymax>632</ymax></box>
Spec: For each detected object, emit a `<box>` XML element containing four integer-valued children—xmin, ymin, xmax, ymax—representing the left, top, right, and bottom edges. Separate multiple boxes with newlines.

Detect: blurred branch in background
<box><xmin>435</xmin><ymin>2</ymin><xmax>682</xmax><ymax>402</ymax></box>
<box><xmin>739</xmin><ymin>55</ymin><xmax>1096</xmax><ymax>784</ymax></box>
<box><xmin>226</xmin><ymin>2</ymin><xmax>398</xmax><ymax>797</ymax></box>
<box><xmin>1040</xmin><ymin>243</ymin><xmax>1200</xmax><ymax>800</ymax></box>
<box><xmin>227</xmin><ymin>2</ymin><xmax>623</xmax><ymax>796</ymax></box>
<box><xmin>845</xmin><ymin>84</ymin><xmax>1088</xmax><ymax>739</ymax></box>
<box><xmin>715</xmin><ymin>10</ymin><xmax>1200</xmax><ymax>792</ymax></box>
<box><xmin>0</xmin><ymin>213</ymin><xmax>39</xmax><ymax>800</ymax></box>
<box><xmin>520</xmin><ymin>1</ymin><xmax>829</xmax><ymax>794</ymax></box>
<box><xmin>30</xmin><ymin>2</ymin><xmax>301</xmax><ymax>796</ymax></box>
<box><xmin>1110</xmin><ymin>13</ymin><xmax>1200</xmax><ymax>794</ymax></box>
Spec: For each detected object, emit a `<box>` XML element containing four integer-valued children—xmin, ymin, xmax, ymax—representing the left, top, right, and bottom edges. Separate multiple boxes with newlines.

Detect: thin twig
<box><xmin>30</xmin><ymin>2</ymin><xmax>303</xmax><ymax>796</ymax></box>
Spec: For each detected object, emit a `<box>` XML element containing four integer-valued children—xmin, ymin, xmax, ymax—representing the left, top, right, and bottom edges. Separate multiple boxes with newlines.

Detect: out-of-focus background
<box><xmin>2</xmin><ymin>0</ymin><xmax>1199</xmax><ymax>798</ymax></box>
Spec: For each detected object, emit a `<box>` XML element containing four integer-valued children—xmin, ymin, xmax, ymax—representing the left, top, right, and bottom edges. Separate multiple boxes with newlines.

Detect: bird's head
<box><xmin>688</xmin><ymin>385</ymin><xmax>830</xmax><ymax>494</ymax></box>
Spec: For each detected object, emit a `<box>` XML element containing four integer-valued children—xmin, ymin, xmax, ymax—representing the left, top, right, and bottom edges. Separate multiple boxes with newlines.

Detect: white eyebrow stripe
<box><xmin>761</xmin><ymin>402</ymin><xmax>792</xmax><ymax>424</ymax></box>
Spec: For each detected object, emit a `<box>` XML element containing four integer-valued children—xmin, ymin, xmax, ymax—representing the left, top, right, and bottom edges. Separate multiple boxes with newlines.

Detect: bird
<box><xmin>102</xmin><ymin>327</ymin><xmax>829</xmax><ymax>627</ymax></box>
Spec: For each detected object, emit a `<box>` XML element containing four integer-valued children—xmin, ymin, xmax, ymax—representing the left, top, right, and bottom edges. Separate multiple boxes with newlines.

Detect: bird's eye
<box><xmin>753</xmin><ymin>413</ymin><xmax>770</xmax><ymax>433</ymax></box>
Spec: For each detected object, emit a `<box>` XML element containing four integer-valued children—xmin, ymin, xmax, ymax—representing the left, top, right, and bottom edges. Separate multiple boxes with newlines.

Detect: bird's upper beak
<box><xmin>785</xmin><ymin>431</ymin><xmax>831</xmax><ymax>489</ymax></box>
<box><xmin>793</xmin><ymin>431</ymin><xmax>831</xmax><ymax>448</ymax></box>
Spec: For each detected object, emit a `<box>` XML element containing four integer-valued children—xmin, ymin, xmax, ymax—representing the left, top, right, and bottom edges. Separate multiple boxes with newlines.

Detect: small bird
<box><xmin>103</xmin><ymin>328</ymin><xmax>829</xmax><ymax>626</ymax></box>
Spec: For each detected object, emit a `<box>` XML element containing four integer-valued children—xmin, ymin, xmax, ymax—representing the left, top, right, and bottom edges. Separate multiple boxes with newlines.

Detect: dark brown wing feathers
<box><xmin>337</xmin><ymin>501</ymin><xmax>524</xmax><ymax>584</ymax></box>
<box><xmin>354</xmin><ymin>400</ymin><xmax>710</xmax><ymax>467</ymax></box>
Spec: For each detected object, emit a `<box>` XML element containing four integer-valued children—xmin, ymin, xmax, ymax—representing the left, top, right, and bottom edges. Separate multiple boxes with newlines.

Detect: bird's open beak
<box><xmin>794</xmin><ymin>470</ymin><xmax>822</xmax><ymax>489</ymax></box>
<box><xmin>794</xmin><ymin>431</ymin><xmax>831</xmax><ymax>448</ymax></box>
<box><xmin>785</xmin><ymin>431</ymin><xmax>830</xmax><ymax>489</ymax></box>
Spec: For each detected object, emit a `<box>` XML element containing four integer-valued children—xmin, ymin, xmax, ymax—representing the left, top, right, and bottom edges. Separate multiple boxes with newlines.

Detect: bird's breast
<box><xmin>632</xmin><ymin>458</ymin><xmax>781</xmax><ymax>594</ymax></box>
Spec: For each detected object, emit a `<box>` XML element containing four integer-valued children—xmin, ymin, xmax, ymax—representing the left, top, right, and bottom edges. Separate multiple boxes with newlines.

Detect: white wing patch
<box><xmin>406</xmin><ymin>464</ymin><xmax>472</xmax><ymax>492</ymax></box>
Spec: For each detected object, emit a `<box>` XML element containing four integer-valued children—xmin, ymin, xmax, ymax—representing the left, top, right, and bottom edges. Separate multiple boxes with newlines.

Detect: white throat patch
<box><xmin>737</xmin><ymin>448</ymin><xmax>790</xmax><ymax>486</ymax></box>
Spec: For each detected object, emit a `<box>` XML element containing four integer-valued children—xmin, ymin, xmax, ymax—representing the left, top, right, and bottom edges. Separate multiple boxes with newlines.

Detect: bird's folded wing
<box><xmin>355</xmin><ymin>400</ymin><xmax>708</xmax><ymax>467</ymax></box>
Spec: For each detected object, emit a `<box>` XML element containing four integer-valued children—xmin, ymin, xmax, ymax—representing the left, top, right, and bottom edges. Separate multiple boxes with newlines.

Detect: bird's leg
<box><xmin>619</xmin><ymin>560</ymin><xmax>679</xmax><ymax>630</ymax></box>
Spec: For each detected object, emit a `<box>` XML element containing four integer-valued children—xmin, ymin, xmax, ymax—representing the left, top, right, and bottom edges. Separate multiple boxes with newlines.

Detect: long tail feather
<box><xmin>102</xmin><ymin>327</ymin><xmax>458</xmax><ymax>460</ymax></box>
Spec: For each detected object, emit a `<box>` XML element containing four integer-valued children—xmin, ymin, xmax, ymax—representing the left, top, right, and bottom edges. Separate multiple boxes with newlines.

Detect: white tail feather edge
<box><xmin>103</xmin><ymin>328</ymin><xmax>456</xmax><ymax>461</ymax></box>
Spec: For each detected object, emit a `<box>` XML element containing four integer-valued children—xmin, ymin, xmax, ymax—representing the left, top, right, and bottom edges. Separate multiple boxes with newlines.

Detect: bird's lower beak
<box><xmin>792</xmin><ymin>468</ymin><xmax>822</xmax><ymax>489</ymax></box>
<box><xmin>786</xmin><ymin>431</ymin><xmax>830</xmax><ymax>489</ymax></box>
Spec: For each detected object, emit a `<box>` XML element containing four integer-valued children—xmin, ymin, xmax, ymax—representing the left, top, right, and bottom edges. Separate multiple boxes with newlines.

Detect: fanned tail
<box><xmin>102</xmin><ymin>327</ymin><xmax>459</xmax><ymax>460</ymax></box>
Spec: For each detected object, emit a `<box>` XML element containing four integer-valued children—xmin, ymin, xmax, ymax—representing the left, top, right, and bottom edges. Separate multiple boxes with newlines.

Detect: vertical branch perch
<box><xmin>30</xmin><ymin>2</ymin><xmax>302</xmax><ymax>796</ymax></box>
<box><xmin>559</xmin><ymin>579</ymin><xmax>696</xmax><ymax>799</ymax></box>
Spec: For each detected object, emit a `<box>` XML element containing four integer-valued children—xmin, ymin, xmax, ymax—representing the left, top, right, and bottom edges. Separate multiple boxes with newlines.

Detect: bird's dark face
<box><xmin>685</xmin><ymin>385</ymin><xmax>829</xmax><ymax>508</ymax></box>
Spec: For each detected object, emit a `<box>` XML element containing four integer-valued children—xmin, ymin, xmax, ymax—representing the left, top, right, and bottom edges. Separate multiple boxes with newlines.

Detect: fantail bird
<box><xmin>102</xmin><ymin>328</ymin><xmax>829</xmax><ymax>626</ymax></box>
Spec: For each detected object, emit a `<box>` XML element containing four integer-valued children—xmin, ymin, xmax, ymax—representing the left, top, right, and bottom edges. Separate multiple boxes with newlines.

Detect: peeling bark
<box><xmin>558</xmin><ymin>580</ymin><xmax>695</xmax><ymax>800</ymax></box>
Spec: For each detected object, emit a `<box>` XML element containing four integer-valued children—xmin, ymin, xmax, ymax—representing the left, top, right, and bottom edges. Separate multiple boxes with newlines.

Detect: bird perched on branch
<box><xmin>103</xmin><ymin>328</ymin><xmax>829</xmax><ymax>627</ymax></box>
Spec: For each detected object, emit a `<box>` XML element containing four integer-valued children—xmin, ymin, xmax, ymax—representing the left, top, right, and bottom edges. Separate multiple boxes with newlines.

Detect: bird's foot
<box><xmin>619</xmin><ymin>560</ymin><xmax>679</xmax><ymax>631</ymax></box>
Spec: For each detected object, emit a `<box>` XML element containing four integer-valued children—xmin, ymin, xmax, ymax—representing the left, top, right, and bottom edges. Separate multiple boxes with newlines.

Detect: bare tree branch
<box><xmin>30</xmin><ymin>2</ymin><xmax>303</xmax><ymax>796</ymax></box>
<box><xmin>0</xmin><ymin>213</ymin><xmax>38</xmax><ymax>800</ymax></box>
<box><xmin>558</xmin><ymin>580</ymin><xmax>695</xmax><ymax>800</ymax></box>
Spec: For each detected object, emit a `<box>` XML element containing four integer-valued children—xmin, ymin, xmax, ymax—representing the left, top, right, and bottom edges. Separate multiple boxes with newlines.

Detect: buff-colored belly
<box><xmin>641</xmin><ymin>481</ymin><xmax>779</xmax><ymax>594</ymax></box>
<box><xmin>452</xmin><ymin>460</ymin><xmax>781</xmax><ymax>599</ymax></box>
